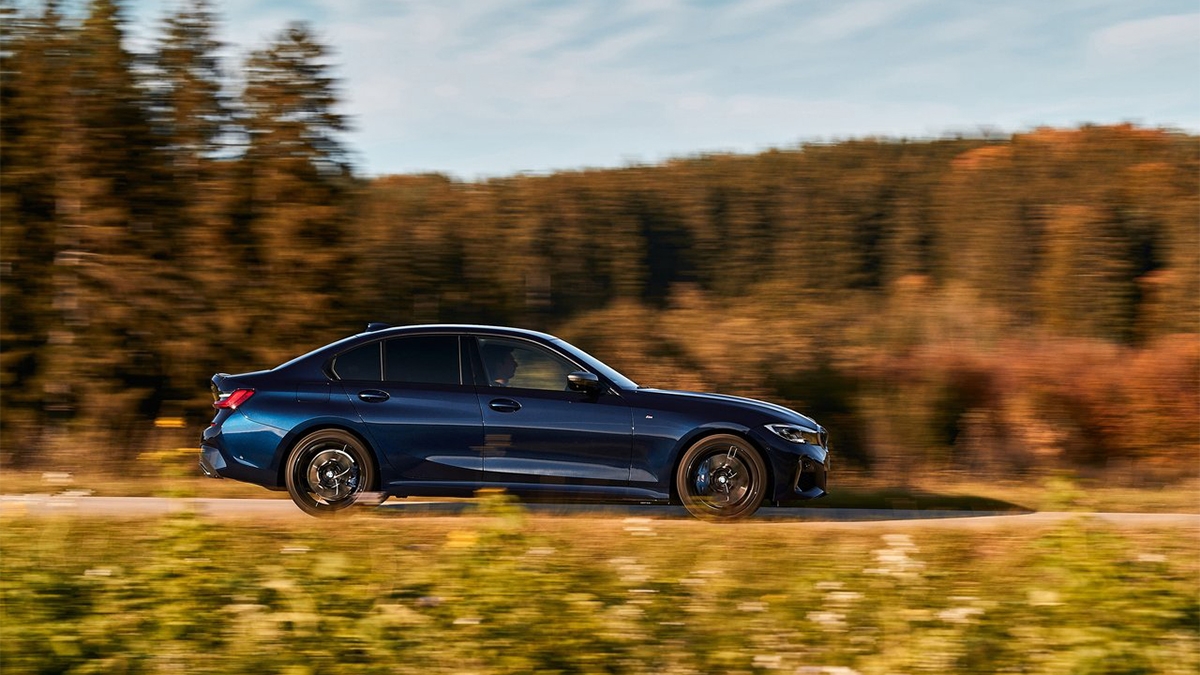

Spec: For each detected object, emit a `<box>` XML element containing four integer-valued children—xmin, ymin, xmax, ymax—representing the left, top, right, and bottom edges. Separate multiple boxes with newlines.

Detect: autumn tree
<box><xmin>237</xmin><ymin>22</ymin><xmax>355</xmax><ymax>360</ymax></box>
<box><xmin>64</xmin><ymin>0</ymin><xmax>182</xmax><ymax>447</ymax></box>
<box><xmin>0</xmin><ymin>0</ymin><xmax>75</xmax><ymax>458</ymax></box>
<box><xmin>146</xmin><ymin>0</ymin><xmax>242</xmax><ymax>404</ymax></box>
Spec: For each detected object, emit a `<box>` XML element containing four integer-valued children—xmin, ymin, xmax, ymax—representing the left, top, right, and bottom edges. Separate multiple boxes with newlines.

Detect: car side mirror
<box><xmin>567</xmin><ymin>371</ymin><xmax>605</xmax><ymax>393</ymax></box>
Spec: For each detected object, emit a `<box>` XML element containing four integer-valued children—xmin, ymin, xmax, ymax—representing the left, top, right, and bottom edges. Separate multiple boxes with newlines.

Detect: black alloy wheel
<box><xmin>285</xmin><ymin>429</ymin><xmax>376</xmax><ymax>517</ymax></box>
<box><xmin>675</xmin><ymin>434</ymin><xmax>767</xmax><ymax>521</ymax></box>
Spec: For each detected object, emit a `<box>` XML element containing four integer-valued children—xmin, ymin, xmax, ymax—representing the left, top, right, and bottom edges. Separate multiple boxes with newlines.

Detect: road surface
<box><xmin>2</xmin><ymin>494</ymin><xmax>1197</xmax><ymax>528</ymax></box>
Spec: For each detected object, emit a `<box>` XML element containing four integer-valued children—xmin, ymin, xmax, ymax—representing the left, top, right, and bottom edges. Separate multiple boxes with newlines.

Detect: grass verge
<box><xmin>2</xmin><ymin>497</ymin><xmax>1197</xmax><ymax>674</ymax></box>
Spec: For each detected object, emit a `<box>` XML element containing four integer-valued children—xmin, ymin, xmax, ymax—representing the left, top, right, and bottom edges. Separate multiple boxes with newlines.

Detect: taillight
<box><xmin>213</xmin><ymin>389</ymin><xmax>255</xmax><ymax>410</ymax></box>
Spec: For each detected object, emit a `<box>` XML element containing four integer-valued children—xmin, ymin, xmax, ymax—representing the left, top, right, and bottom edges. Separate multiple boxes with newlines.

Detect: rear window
<box><xmin>385</xmin><ymin>335</ymin><xmax>460</xmax><ymax>385</ymax></box>
<box><xmin>332</xmin><ymin>342</ymin><xmax>381</xmax><ymax>381</ymax></box>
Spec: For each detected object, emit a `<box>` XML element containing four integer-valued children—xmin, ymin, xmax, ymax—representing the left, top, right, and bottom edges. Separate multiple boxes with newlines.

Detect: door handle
<box><xmin>488</xmin><ymin>398</ymin><xmax>521</xmax><ymax>413</ymax></box>
<box><xmin>358</xmin><ymin>390</ymin><xmax>390</xmax><ymax>403</ymax></box>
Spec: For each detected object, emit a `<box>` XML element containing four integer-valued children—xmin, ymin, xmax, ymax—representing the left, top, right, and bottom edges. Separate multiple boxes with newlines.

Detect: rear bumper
<box><xmin>199</xmin><ymin>443</ymin><xmax>227</xmax><ymax>478</ymax></box>
<box><xmin>199</xmin><ymin>415</ymin><xmax>285</xmax><ymax>488</ymax></box>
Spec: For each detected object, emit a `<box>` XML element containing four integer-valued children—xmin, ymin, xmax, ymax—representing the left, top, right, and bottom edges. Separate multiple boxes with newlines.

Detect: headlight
<box><xmin>766</xmin><ymin>424</ymin><xmax>825</xmax><ymax>447</ymax></box>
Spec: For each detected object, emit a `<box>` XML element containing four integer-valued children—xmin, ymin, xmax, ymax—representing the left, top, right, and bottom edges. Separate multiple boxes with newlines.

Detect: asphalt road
<box><xmin>2</xmin><ymin>494</ymin><xmax>1197</xmax><ymax>528</ymax></box>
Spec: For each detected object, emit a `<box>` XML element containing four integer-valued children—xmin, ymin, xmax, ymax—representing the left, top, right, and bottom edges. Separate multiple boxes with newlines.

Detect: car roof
<box><xmin>358</xmin><ymin>324</ymin><xmax>559</xmax><ymax>342</ymax></box>
<box><xmin>274</xmin><ymin>324</ymin><xmax>564</xmax><ymax>374</ymax></box>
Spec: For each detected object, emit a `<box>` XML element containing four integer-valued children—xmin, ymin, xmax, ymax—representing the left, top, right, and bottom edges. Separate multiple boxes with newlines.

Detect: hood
<box><xmin>635</xmin><ymin>388</ymin><xmax>821</xmax><ymax>430</ymax></box>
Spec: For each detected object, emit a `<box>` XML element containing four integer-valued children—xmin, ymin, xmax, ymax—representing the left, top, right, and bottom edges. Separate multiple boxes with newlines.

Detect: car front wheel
<box><xmin>676</xmin><ymin>434</ymin><xmax>767</xmax><ymax>521</ymax></box>
<box><xmin>284</xmin><ymin>429</ymin><xmax>376</xmax><ymax>517</ymax></box>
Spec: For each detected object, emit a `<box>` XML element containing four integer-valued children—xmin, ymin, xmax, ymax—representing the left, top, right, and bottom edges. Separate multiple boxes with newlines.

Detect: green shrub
<box><xmin>1</xmin><ymin>510</ymin><xmax>1196</xmax><ymax>674</ymax></box>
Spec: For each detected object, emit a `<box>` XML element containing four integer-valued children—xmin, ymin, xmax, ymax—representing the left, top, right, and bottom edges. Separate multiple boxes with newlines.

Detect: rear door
<box><xmin>337</xmin><ymin>335</ymin><xmax>483</xmax><ymax>484</ymax></box>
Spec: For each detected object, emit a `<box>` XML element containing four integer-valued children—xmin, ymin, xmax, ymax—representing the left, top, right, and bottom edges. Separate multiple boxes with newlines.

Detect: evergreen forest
<box><xmin>2</xmin><ymin>0</ymin><xmax>1197</xmax><ymax>481</ymax></box>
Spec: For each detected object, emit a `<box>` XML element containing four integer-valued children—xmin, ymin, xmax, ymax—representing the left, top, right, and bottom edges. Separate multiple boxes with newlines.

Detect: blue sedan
<box><xmin>201</xmin><ymin>324</ymin><xmax>828</xmax><ymax>520</ymax></box>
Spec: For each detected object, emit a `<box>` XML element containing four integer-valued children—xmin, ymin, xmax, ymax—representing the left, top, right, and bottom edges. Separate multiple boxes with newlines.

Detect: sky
<box><xmin>37</xmin><ymin>0</ymin><xmax>1200</xmax><ymax>179</ymax></box>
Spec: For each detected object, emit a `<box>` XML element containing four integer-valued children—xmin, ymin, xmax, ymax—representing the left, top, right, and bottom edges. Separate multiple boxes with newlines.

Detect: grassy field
<box><xmin>1</xmin><ymin>495</ymin><xmax>1197</xmax><ymax>674</ymax></box>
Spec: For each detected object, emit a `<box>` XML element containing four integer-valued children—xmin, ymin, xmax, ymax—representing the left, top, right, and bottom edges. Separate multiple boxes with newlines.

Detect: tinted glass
<box><xmin>333</xmin><ymin>342</ymin><xmax>381</xmax><ymax>381</ymax></box>
<box><xmin>385</xmin><ymin>335</ymin><xmax>460</xmax><ymax>385</ymax></box>
<box><xmin>478</xmin><ymin>337</ymin><xmax>575</xmax><ymax>390</ymax></box>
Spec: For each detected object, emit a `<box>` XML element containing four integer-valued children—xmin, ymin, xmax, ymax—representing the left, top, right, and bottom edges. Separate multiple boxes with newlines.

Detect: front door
<box><xmin>472</xmin><ymin>336</ymin><xmax>633</xmax><ymax>489</ymax></box>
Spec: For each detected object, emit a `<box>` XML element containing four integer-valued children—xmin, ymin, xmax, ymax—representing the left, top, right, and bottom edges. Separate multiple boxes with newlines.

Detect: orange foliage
<box><xmin>849</xmin><ymin>329</ymin><xmax>1199</xmax><ymax>476</ymax></box>
<box><xmin>992</xmin><ymin>336</ymin><xmax>1195</xmax><ymax>470</ymax></box>
<box><xmin>950</xmin><ymin>144</ymin><xmax>1013</xmax><ymax>171</ymax></box>
<box><xmin>1021</xmin><ymin>126</ymin><xmax>1082</xmax><ymax>146</ymax></box>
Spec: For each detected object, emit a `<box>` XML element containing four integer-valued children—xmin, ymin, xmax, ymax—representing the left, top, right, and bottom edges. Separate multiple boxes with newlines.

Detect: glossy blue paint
<box><xmin>344</xmin><ymin>381</ymin><xmax>484</xmax><ymax>483</ymax></box>
<box><xmin>478</xmin><ymin>384</ymin><xmax>633</xmax><ymax>486</ymax></box>
<box><xmin>216</xmin><ymin>411</ymin><xmax>286</xmax><ymax>469</ymax></box>
<box><xmin>202</xmin><ymin>324</ymin><xmax>830</xmax><ymax>514</ymax></box>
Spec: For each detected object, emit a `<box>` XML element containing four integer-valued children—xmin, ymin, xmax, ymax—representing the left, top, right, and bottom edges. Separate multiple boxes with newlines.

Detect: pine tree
<box><xmin>237</xmin><ymin>22</ymin><xmax>355</xmax><ymax>359</ymax></box>
<box><xmin>148</xmin><ymin>0</ymin><xmax>240</xmax><ymax>406</ymax></box>
<box><xmin>150</xmin><ymin>0</ymin><xmax>230</xmax><ymax>165</ymax></box>
<box><xmin>64</xmin><ymin>0</ymin><xmax>173</xmax><ymax>448</ymax></box>
<box><xmin>0</xmin><ymin>1</ymin><xmax>75</xmax><ymax>460</ymax></box>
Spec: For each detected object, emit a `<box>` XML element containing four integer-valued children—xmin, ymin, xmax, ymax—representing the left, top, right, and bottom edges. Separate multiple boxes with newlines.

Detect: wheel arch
<box><xmin>276</xmin><ymin>423</ymin><xmax>382</xmax><ymax>492</ymax></box>
<box><xmin>667</xmin><ymin>426</ymin><xmax>774</xmax><ymax>505</ymax></box>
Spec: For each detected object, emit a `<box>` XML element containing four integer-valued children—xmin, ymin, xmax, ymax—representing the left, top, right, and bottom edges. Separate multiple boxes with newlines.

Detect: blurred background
<box><xmin>1</xmin><ymin>0</ymin><xmax>1197</xmax><ymax>487</ymax></box>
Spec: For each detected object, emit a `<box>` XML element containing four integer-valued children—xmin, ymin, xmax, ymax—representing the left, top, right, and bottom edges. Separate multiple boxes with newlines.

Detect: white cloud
<box><xmin>803</xmin><ymin>0</ymin><xmax>931</xmax><ymax>42</ymax></box>
<box><xmin>566</xmin><ymin>24</ymin><xmax>665</xmax><ymax>66</ymax></box>
<box><xmin>477</xmin><ymin>3</ymin><xmax>596</xmax><ymax>61</ymax></box>
<box><xmin>925</xmin><ymin>15</ymin><xmax>993</xmax><ymax>44</ymax></box>
<box><xmin>1089</xmin><ymin>12</ymin><xmax>1200</xmax><ymax>62</ymax></box>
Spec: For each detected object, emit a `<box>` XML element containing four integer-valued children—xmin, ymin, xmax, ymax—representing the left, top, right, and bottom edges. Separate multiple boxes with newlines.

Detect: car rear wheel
<box><xmin>285</xmin><ymin>429</ymin><xmax>376</xmax><ymax>517</ymax></box>
<box><xmin>676</xmin><ymin>434</ymin><xmax>767</xmax><ymax>521</ymax></box>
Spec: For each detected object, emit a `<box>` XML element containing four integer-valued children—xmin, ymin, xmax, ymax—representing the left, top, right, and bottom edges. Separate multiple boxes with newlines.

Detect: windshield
<box><xmin>551</xmin><ymin>338</ymin><xmax>639</xmax><ymax>390</ymax></box>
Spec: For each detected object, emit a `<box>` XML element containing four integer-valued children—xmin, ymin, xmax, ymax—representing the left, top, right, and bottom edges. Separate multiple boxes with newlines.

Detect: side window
<box><xmin>477</xmin><ymin>338</ymin><xmax>575</xmax><ymax>390</ymax></box>
<box><xmin>385</xmin><ymin>335</ymin><xmax>461</xmax><ymax>385</ymax></box>
<box><xmin>332</xmin><ymin>342</ymin><xmax>381</xmax><ymax>381</ymax></box>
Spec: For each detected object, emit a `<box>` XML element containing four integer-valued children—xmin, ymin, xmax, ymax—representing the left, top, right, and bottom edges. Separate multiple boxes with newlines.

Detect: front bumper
<box><xmin>792</xmin><ymin>453</ymin><xmax>828</xmax><ymax>500</ymax></box>
<box><xmin>753</xmin><ymin>428</ymin><xmax>829</xmax><ymax>503</ymax></box>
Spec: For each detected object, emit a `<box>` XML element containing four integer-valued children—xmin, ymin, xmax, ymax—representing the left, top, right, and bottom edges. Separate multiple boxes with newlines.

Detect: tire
<box><xmin>675</xmin><ymin>434</ymin><xmax>767</xmax><ymax>521</ymax></box>
<box><xmin>284</xmin><ymin>429</ymin><xmax>376</xmax><ymax>517</ymax></box>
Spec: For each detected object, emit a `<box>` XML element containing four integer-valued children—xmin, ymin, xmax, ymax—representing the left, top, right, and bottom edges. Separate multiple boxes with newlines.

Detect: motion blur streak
<box><xmin>2</xmin><ymin>2</ymin><xmax>1196</xmax><ymax>489</ymax></box>
<box><xmin>1</xmin><ymin>502</ymin><xmax>1197</xmax><ymax>673</ymax></box>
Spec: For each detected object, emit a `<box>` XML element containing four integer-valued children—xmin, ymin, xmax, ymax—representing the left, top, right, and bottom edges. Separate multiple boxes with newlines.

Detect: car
<box><xmin>201</xmin><ymin>324</ymin><xmax>828</xmax><ymax>520</ymax></box>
